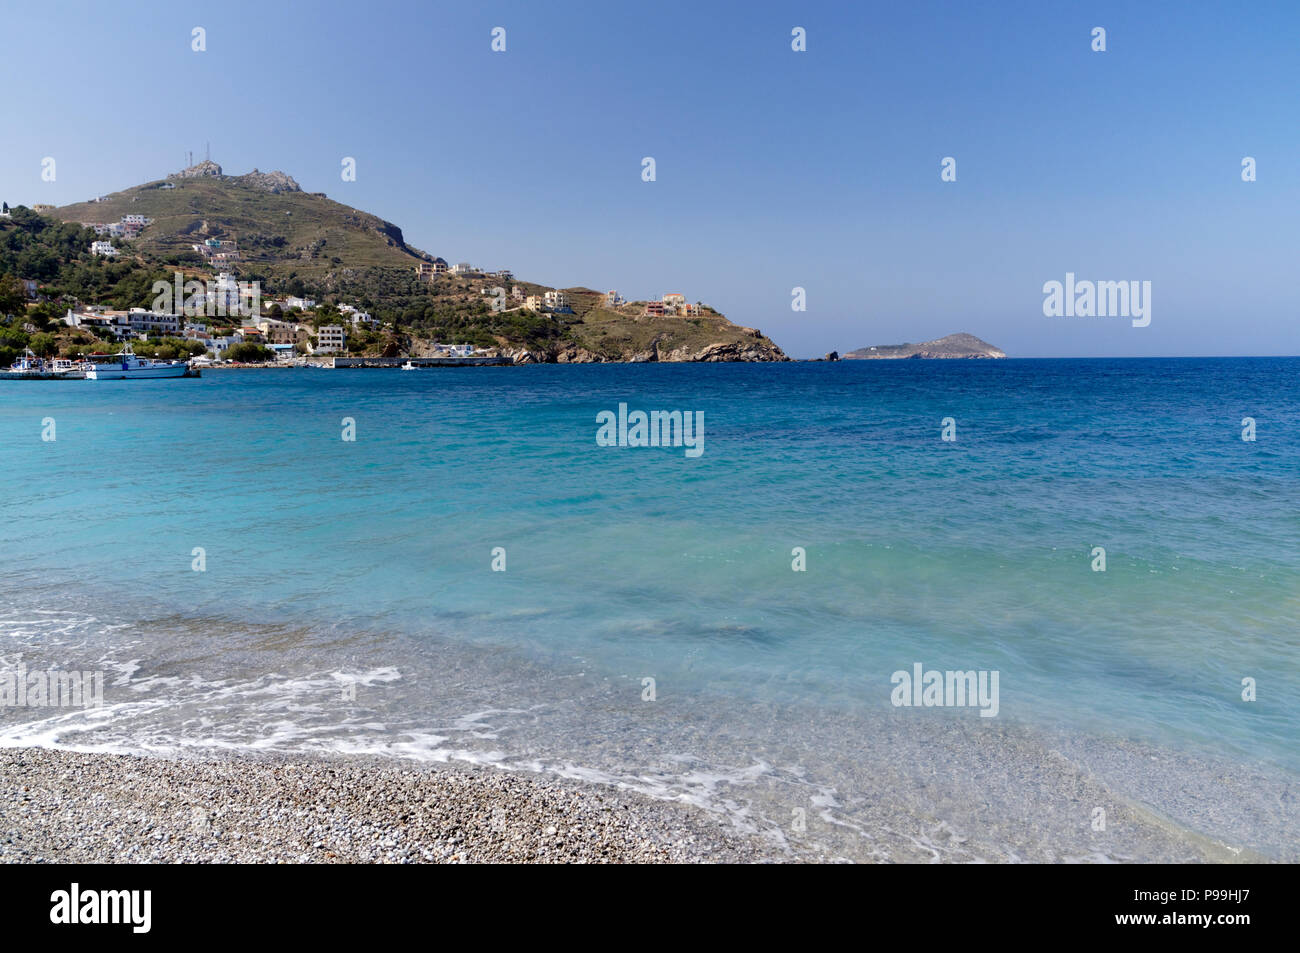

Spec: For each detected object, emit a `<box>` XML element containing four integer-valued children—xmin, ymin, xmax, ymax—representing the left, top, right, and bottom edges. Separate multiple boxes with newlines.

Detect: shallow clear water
<box><xmin>1</xmin><ymin>360</ymin><xmax>1297</xmax><ymax>860</ymax></box>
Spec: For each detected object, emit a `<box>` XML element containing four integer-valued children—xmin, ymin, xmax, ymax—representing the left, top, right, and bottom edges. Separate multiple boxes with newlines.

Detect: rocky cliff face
<box><xmin>164</xmin><ymin>162</ymin><xmax>301</xmax><ymax>194</ymax></box>
<box><xmin>232</xmin><ymin>169</ymin><xmax>302</xmax><ymax>194</ymax></box>
<box><xmin>503</xmin><ymin>331</ymin><xmax>788</xmax><ymax>364</ymax></box>
<box><xmin>169</xmin><ymin>160</ymin><xmax>222</xmax><ymax>179</ymax></box>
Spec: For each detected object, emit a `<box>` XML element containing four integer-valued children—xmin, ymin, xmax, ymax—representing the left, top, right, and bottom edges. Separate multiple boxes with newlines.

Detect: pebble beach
<box><xmin>0</xmin><ymin>747</ymin><xmax>771</xmax><ymax>864</ymax></box>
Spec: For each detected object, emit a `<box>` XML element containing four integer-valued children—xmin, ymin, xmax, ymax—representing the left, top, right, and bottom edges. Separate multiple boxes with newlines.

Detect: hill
<box><xmin>53</xmin><ymin>163</ymin><xmax>427</xmax><ymax>284</ymax></box>
<box><xmin>0</xmin><ymin>206</ymin><xmax>164</xmax><ymax>306</ymax></box>
<box><xmin>842</xmin><ymin>333</ymin><xmax>1005</xmax><ymax>359</ymax></box>
<box><xmin>44</xmin><ymin>162</ymin><xmax>787</xmax><ymax>362</ymax></box>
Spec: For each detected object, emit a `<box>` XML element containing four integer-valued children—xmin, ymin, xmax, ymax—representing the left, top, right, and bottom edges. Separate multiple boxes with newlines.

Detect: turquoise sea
<box><xmin>1</xmin><ymin>359</ymin><xmax>1297</xmax><ymax>861</ymax></box>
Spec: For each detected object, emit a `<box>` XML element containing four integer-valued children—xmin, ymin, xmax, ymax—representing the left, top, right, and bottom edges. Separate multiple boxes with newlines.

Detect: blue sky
<box><xmin>3</xmin><ymin>0</ymin><xmax>1297</xmax><ymax>357</ymax></box>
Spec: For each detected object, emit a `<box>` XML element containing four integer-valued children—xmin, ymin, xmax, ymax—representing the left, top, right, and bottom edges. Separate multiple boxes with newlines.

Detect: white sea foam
<box><xmin>0</xmin><ymin>602</ymin><xmax>1293</xmax><ymax>862</ymax></box>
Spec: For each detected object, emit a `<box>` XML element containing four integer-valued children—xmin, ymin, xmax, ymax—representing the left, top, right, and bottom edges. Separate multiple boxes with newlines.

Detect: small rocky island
<box><xmin>842</xmin><ymin>333</ymin><xmax>1005</xmax><ymax>359</ymax></box>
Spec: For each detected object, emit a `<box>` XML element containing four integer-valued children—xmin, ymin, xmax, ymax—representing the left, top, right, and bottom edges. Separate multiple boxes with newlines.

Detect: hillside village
<box><xmin>54</xmin><ymin>266</ymin><xmax>720</xmax><ymax>364</ymax></box>
<box><xmin>0</xmin><ymin>160</ymin><xmax>789</xmax><ymax>365</ymax></box>
<box><xmin>55</xmin><ymin>219</ymin><xmax>721</xmax><ymax>362</ymax></box>
<box><xmin>57</xmin><ymin>273</ymin><xmax>399</xmax><ymax>363</ymax></box>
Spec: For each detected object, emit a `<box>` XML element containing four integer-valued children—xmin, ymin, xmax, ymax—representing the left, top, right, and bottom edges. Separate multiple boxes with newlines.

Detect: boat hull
<box><xmin>85</xmin><ymin>363</ymin><xmax>191</xmax><ymax>380</ymax></box>
<box><xmin>0</xmin><ymin>370</ymin><xmax>85</xmax><ymax>380</ymax></box>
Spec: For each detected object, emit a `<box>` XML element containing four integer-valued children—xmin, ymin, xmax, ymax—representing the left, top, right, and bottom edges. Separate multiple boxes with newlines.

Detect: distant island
<box><xmin>841</xmin><ymin>333</ymin><xmax>1005</xmax><ymax>360</ymax></box>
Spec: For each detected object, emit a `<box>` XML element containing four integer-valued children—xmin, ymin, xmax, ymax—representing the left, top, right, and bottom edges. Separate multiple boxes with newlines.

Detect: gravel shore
<box><xmin>0</xmin><ymin>747</ymin><xmax>772</xmax><ymax>864</ymax></box>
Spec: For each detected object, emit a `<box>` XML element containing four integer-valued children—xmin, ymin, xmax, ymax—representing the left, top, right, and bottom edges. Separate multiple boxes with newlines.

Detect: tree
<box><xmin>28</xmin><ymin>301</ymin><xmax>60</xmax><ymax>330</ymax></box>
<box><xmin>0</xmin><ymin>274</ymin><xmax>24</xmax><ymax>317</ymax></box>
<box><xmin>29</xmin><ymin>332</ymin><xmax>58</xmax><ymax>357</ymax></box>
<box><xmin>226</xmin><ymin>341</ymin><xmax>272</xmax><ymax>362</ymax></box>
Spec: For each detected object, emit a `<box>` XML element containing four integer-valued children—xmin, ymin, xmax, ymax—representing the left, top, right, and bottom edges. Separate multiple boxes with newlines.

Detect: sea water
<box><xmin>1</xmin><ymin>359</ymin><xmax>1296</xmax><ymax>860</ymax></box>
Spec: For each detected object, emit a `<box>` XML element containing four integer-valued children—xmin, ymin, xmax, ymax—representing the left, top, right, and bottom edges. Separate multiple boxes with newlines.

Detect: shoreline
<box><xmin>2</xmin><ymin>728</ymin><xmax>1283</xmax><ymax>864</ymax></box>
<box><xmin>0</xmin><ymin>746</ymin><xmax>775</xmax><ymax>864</ymax></box>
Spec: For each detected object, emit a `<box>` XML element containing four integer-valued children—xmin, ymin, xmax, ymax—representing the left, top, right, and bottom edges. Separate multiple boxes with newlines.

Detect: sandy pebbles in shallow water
<box><xmin>0</xmin><ymin>748</ymin><xmax>771</xmax><ymax>864</ymax></box>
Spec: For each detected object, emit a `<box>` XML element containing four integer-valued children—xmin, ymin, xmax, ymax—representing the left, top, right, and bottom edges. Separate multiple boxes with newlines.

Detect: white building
<box><xmin>284</xmin><ymin>296</ymin><xmax>316</xmax><ymax>311</ymax></box>
<box><xmin>450</xmin><ymin>263</ymin><xmax>475</xmax><ymax>275</ymax></box>
<box><xmin>64</xmin><ymin>308</ymin><xmax>130</xmax><ymax>339</ymax></box>
<box><xmin>128</xmin><ymin>308</ymin><xmax>181</xmax><ymax>336</ymax></box>
<box><xmin>195</xmin><ymin>272</ymin><xmax>250</xmax><ymax>318</ymax></box>
<box><xmin>339</xmin><ymin>304</ymin><xmax>376</xmax><ymax>327</ymax></box>
<box><xmin>315</xmin><ymin>325</ymin><xmax>346</xmax><ymax>353</ymax></box>
<box><xmin>208</xmin><ymin>335</ymin><xmax>238</xmax><ymax>358</ymax></box>
<box><xmin>90</xmin><ymin>240</ymin><xmax>119</xmax><ymax>257</ymax></box>
<box><xmin>543</xmin><ymin>290</ymin><xmax>568</xmax><ymax>311</ymax></box>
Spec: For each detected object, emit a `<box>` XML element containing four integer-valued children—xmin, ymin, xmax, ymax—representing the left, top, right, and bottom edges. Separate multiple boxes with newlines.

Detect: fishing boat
<box><xmin>84</xmin><ymin>343</ymin><xmax>191</xmax><ymax>380</ymax></box>
<box><xmin>400</xmin><ymin>360</ymin><xmax>418</xmax><ymax>370</ymax></box>
<box><xmin>0</xmin><ymin>348</ymin><xmax>71</xmax><ymax>379</ymax></box>
<box><xmin>6</xmin><ymin>348</ymin><xmax>44</xmax><ymax>373</ymax></box>
<box><xmin>48</xmin><ymin>358</ymin><xmax>84</xmax><ymax>378</ymax></box>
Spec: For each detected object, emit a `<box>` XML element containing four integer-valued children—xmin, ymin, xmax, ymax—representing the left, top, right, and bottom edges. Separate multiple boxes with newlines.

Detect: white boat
<box><xmin>2</xmin><ymin>348</ymin><xmax>41</xmax><ymax>378</ymax></box>
<box><xmin>400</xmin><ymin>360</ymin><xmax>418</xmax><ymax>370</ymax></box>
<box><xmin>0</xmin><ymin>349</ymin><xmax>88</xmax><ymax>380</ymax></box>
<box><xmin>84</xmin><ymin>343</ymin><xmax>191</xmax><ymax>380</ymax></box>
<box><xmin>7</xmin><ymin>348</ymin><xmax>43</xmax><ymax>372</ymax></box>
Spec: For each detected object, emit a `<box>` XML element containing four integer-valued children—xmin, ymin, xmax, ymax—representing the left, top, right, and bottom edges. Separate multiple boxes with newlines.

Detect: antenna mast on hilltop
<box><xmin>205</xmin><ymin>142</ymin><xmax>210</xmax><ymax>162</ymax></box>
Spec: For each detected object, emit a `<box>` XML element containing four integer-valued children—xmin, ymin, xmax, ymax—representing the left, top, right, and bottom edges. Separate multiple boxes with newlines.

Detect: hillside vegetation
<box><xmin>53</xmin><ymin>170</ymin><xmax>424</xmax><ymax>291</ymax></box>
<box><xmin>6</xmin><ymin>162</ymin><xmax>788</xmax><ymax>361</ymax></box>
<box><xmin>0</xmin><ymin>207</ymin><xmax>167</xmax><ymax>308</ymax></box>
